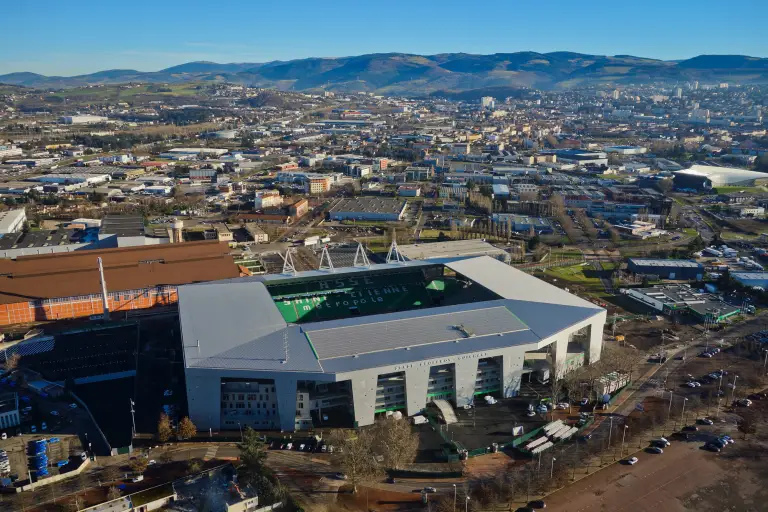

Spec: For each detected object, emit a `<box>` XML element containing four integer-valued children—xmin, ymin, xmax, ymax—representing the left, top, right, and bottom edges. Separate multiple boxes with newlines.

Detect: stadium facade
<box><xmin>179</xmin><ymin>256</ymin><xmax>606</xmax><ymax>432</ymax></box>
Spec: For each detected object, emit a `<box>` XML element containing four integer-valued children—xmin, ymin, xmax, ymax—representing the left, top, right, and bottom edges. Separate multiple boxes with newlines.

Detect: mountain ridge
<box><xmin>2</xmin><ymin>51</ymin><xmax>767</xmax><ymax>94</ymax></box>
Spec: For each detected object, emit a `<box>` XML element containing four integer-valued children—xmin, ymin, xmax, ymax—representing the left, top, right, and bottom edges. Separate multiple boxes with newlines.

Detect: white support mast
<box><xmin>318</xmin><ymin>245</ymin><xmax>335</xmax><ymax>272</ymax></box>
<box><xmin>97</xmin><ymin>257</ymin><xmax>110</xmax><ymax>320</ymax></box>
<box><xmin>353</xmin><ymin>242</ymin><xmax>371</xmax><ymax>268</ymax></box>
<box><xmin>386</xmin><ymin>239</ymin><xmax>405</xmax><ymax>264</ymax></box>
<box><xmin>282</xmin><ymin>249</ymin><xmax>297</xmax><ymax>275</ymax></box>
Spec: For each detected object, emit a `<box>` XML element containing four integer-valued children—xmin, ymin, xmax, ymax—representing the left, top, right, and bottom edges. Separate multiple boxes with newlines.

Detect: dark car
<box><xmin>682</xmin><ymin>425</ymin><xmax>699</xmax><ymax>432</ymax></box>
<box><xmin>528</xmin><ymin>500</ymin><xmax>546</xmax><ymax>509</ymax></box>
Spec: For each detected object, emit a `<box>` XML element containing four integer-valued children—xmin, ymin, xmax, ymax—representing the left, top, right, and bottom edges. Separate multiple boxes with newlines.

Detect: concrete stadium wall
<box><xmin>186</xmin><ymin>312</ymin><xmax>606</xmax><ymax>431</ymax></box>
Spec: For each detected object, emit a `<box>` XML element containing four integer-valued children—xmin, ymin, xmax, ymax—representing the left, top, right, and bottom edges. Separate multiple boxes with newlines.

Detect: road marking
<box><xmin>203</xmin><ymin>445</ymin><xmax>218</xmax><ymax>460</ymax></box>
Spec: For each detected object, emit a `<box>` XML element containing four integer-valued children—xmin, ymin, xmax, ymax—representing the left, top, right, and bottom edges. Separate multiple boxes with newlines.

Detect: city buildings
<box><xmin>0</xmin><ymin>209</ymin><xmax>26</xmax><ymax>234</ymax></box>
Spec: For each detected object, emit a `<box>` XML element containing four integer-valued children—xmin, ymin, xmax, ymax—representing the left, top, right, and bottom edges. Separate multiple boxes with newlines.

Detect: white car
<box><xmin>527</xmin><ymin>410</ymin><xmax>536</xmax><ymax>417</ymax></box>
<box><xmin>556</xmin><ymin>403</ymin><xmax>569</xmax><ymax>410</ymax></box>
<box><xmin>626</xmin><ymin>457</ymin><xmax>639</xmax><ymax>465</ymax></box>
<box><xmin>686</xmin><ymin>382</ymin><xmax>697</xmax><ymax>388</ymax></box>
<box><xmin>148</xmin><ymin>459</ymin><xmax>157</xmax><ymax>465</ymax></box>
<box><xmin>700</xmin><ymin>418</ymin><xmax>714</xmax><ymax>425</ymax></box>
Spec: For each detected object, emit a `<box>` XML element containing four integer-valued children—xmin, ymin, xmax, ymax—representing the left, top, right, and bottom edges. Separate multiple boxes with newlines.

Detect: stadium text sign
<box><xmin>393</xmin><ymin>352</ymin><xmax>488</xmax><ymax>371</ymax></box>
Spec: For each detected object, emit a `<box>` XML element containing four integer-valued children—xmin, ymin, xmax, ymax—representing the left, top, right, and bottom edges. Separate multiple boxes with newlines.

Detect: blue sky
<box><xmin>1</xmin><ymin>0</ymin><xmax>766</xmax><ymax>75</ymax></box>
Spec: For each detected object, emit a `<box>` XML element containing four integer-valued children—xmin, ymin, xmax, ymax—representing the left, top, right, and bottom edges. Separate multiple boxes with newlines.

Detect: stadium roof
<box><xmin>180</xmin><ymin>256</ymin><xmax>604</xmax><ymax>374</ymax></box>
<box><xmin>673</xmin><ymin>165</ymin><xmax>768</xmax><ymax>186</ymax></box>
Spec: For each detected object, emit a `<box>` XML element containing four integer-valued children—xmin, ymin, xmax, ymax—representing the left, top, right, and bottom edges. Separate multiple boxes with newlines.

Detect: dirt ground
<box><xmin>543</xmin><ymin>387</ymin><xmax>768</xmax><ymax>512</ymax></box>
<box><xmin>337</xmin><ymin>486</ymin><xmax>422</xmax><ymax>512</ymax></box>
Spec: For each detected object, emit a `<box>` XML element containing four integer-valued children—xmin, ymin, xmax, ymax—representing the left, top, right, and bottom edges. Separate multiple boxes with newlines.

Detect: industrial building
<box><xmin>0</xmin><ymin>241</ymin><xmax>240</xmax><ymax>326</ymax></box>
<box><xmin>622</xmin><ymin>284</ymin><xmax>740</xmax><ymax>322</ymax></box>
<box><xmin>0</xmin><ymin>209</ymin><xmax>26</xmax><ymax>234</ymax></box>
<box><xmin>627</xmin><ymin>259</ymin><xmax>704</xmax><ymax>280</ymax></box>
<box><xmin>397</xmin><ymin>240</ymin><xmax>510</xmax><ymax>264</ymax></box>
<box><xmin>492</xmin><ymin>214</ymin><xmax>554</xmax><ymax>234</ymax></box>
<box><xmin>731</xmin><ymin>272</ymin><xmax>768</xmax><ymax>290</ymax></box>
<box><xmin>59</xmin><ymin>115</ymin><xmax>108</xmax><ymax>124</ymax></box>
<box><xmin>179</xmin><ymin>256</ymin><xmax>606</xmax><ymax>432</ymax></box>
<box><xmin>328</xmin><ymin>197</ymin><xmax>407</xmax><ymax>222</ymax></box>
<box><xmin>673</xmin><ymin>165</ymin><xmax>768</xmax><ymax>190</ymax></box>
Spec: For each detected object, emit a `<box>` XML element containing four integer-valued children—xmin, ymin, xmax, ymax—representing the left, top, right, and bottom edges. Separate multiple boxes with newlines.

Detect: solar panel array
<box><xmin>304</xmin><ymin>306</ymin><xmax>528</xmax><ymax>360</ymax></box>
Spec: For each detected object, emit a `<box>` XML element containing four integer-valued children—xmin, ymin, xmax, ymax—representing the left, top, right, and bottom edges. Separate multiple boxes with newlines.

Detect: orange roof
<box><xmin>0</xmin><ymin>241</ymin><xmax>239</xmax><ymax>304</ymax></box>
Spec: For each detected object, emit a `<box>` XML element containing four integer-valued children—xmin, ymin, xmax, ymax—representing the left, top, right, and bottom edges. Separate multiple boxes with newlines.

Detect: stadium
<box><xmin>179</xmin><ymin>255</ymin><xmax>607</xmax><ymax>432</ymax></box>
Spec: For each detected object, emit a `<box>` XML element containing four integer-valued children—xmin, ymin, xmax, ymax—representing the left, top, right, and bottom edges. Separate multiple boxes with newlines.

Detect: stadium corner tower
<box><xmin>179</xmin><ymin>256</ymin><xmax>606</xmax><ymax>431</ymax></box>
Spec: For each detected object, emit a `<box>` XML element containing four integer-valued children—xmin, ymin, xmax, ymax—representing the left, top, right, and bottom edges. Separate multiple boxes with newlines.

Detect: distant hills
<box><xmin>2</xmin><ymin>52</ymin><xmax>767</xmax><ymax>95</ymax></box>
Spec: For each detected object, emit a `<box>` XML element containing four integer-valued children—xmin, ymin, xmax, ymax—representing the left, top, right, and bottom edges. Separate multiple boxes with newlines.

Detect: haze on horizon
<box><xmin>0</xmin><ymin>0</ymin><xmax>766</xmax><ymax>76</ymax></box>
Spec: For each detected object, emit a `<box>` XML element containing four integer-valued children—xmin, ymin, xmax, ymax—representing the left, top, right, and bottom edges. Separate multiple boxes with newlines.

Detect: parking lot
<box><xmin>415</xmin><ymin>397</ymin><xmax>549</xmax><ymax>457</ymax></box>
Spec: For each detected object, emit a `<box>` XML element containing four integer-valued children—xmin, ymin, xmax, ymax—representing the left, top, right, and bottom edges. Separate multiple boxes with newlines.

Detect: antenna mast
<box><xmin>282</xmin><ymin>331</ymin><xmax>289</xmax><ymax>364</ymax></box>
<box><xmin>97</xmin><ymin>257</ymin><xmax>110</xmax><ymax>320</ymax></box>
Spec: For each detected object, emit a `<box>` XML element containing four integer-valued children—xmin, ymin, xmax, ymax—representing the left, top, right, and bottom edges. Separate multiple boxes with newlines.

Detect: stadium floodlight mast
<box><xmin>353</xmin><ymin>242</ymin><xmax>371</xmax><ymax>268</ymax></box>
<box><xmin>281</xmin><ymin>249</ymin><xmax>297</xmax><ymax>275</ymax></box>
<box><xmin>318</xmin><ymin>245</ymin><xmax>335</xmax><ymax>272</ymax></box>
<box><xmin>97</xmin><ymin>257</ymin><xmax>110</xmax><ymax>320</ymax></box>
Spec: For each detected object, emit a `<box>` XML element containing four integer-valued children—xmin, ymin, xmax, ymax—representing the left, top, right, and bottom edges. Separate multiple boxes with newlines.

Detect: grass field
<box><xmin>712</xmin><ymin>186</ymin><xmax>768</xmax><ymax>194</ymax></box>
<box><xmin>544</xmin><ymin>263</ymin><xmax>598</xmax><ymax>284</ymax></box>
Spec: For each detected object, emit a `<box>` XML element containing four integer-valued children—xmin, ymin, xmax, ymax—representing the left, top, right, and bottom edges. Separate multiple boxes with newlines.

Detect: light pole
<box><xmin>620</xmin><ymin>425</ymin><xmax>628</xmax><ymax>458</ymax></box>
<box><xmin>730</xmin><ymin>375</ymin><xmax>739</xmax><ymax>403</ymax></box>
<box><xmin>667</xmin><ymin>390</ymin><xmax>673</xmax><ymax>422</ymax></box>
<box><xmin>680</xmin><ymin>398</ymin><xmax>688</xmax><ymax>429</ymax></box>
<box><xmin>465</xmin><ymin>496</ymin><xmax>470</xmax><ymax>512</ymax></box>
<box><xmin>550</xmin><ymin>457</ymin><xmax>557</xmax><ymax>480</ymax></box>
<box><xmin>607</xmin><ymin>416</ymin><xmax>614</xmax><ymax>448</ymax></box>
<box><xmin>453</xmin><ymin>484</ymin><xmax>456</xmax><ymax>512</ymax></box>
<box><xmin>763</xmin><ymin>349</ymin><xmax>768</xmax><ymax>373</ymax></box>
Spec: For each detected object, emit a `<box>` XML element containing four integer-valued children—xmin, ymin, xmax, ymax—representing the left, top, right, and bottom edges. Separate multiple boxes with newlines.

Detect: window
<box><xmin>298</xmin><ymin>403</ymin><xmax>304</xmax><ymax>409</ymax></box>
<box><xmin>248</xmin><ymin>394</ymin><xmax>256</xmax><ymax>401</ymax></box>
<box><xmin>236</xmin><ymin>403</ymin><xmax>245</xmax><ymax>409</ymax></box>
<box><xmin>222</xmin><ymin>394</ymin><xmax>229</xmax><ymax>401</ymax></box>
<box><xmin>238</xmin><ymin>394</ymin><xmax>244</xmax><ymax>400</ymax></box>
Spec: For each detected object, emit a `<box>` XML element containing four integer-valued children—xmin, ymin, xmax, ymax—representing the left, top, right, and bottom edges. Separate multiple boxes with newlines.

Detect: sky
<box><xmin>1</xmin><ymin>0</ymin><xmax>766</xmax><ymax>76</ymax></box>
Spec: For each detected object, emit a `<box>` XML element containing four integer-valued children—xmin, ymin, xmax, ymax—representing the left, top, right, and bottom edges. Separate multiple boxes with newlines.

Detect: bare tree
<box><xmin>106</xmin><ymin>486</ymin><xmax>122</xmax><ymax>501</ymax></box>
<box><xmin>4</xmin><ymin>353</ymin><xmax>20</xmax><ymax>371</ymax></box>
<box><xmin>372</xmin><ymin>417</ymin><xmax>419</xmax><ymax>470</ymax></box>
<box><xmin>738</xmin><ymin>412</ymin><xmax>758</xmax><ymax>440</ymax></box>
<box><xmin>336</xmin><ymin>429</ymin><xmax>383</xmax><ymax>493</ymax></box>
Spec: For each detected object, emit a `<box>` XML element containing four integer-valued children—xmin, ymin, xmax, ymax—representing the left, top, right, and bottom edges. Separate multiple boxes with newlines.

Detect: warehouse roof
<box><xmin>0</xmin><ymin>241</ymin><xmax>239</xmax><ymax>304</ymax></box>
<box><xmin>179</xmin><ymin>256</ymin><xmax>604</xmax><ymax>373</ymax></box>
<box><xmin>330</xmin><ymin>197</ymin><xmax>406</xmax><ymax>215</ymax></box>
<box><xmin>396</xmin><ymin>240</ymin><xmax>507</xmax><ymax>261</ymax></box>
<box><xmin>674</xmin><ymin>165</ymin><xmax>768</xmax><ymax>183</ymax></box>
<box><xmin>628</xmin><ymin>258</ymin><xmax>703</xmax><ymax>268</ymax></box>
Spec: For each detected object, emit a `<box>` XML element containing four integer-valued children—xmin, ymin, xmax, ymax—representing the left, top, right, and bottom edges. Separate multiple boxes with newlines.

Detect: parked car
<box><xmin>423</xmin><ymin>487</ymin><xmax>437</xmax><ymax>494</ymax></box>
<box><xmin>626</xmin><ymin>457</ymin><xmax>639</xmax><ymax>465</ymax></box>
<box><xmin>647</xmin><ymin>446</ymin><xmax>664</xmax><ymax>454</ymax></box>
<box><xmin>699</xmin><ymin>418</ymin><xmax>714</xmax><ymax>425</ymax></box>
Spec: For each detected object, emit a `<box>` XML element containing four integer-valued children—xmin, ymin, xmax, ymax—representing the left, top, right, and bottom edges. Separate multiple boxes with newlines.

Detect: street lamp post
<box><xmin>763</xmin><ymin>349</ymin><xmax>768</xmax><ymax>373</ymax></box>
<box><xmin>667</xmin><ymin>390</ymin><xmax>673</xmax><ymax>423</ymax></box>
<box><xmin>453</xmin><ymin>484</ymin><xmax>456</xmax><ymax>512</ymax></box>
<box><xmin>550</xmin><ymin>457</ymin><xmax>557</xmax><ymax>480</ymax></box>
<box><xmin>620</xmin><ymin>425</ymin><xmax>628</xmax><ymax>458</ymax></box>
<box><xmin>731</xmin><ymin>375</ymin><xmax>739</xmax><ymax>403</ymax></box>
<box><xmin>465</xmin><ymin>496</ymin><xmax>470</xmax><ymax>512</ymax></box>
<box><xmin>680</xmin><ymin>398</ymin><xmax>688</xmax><ymax>429</ymax></box>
